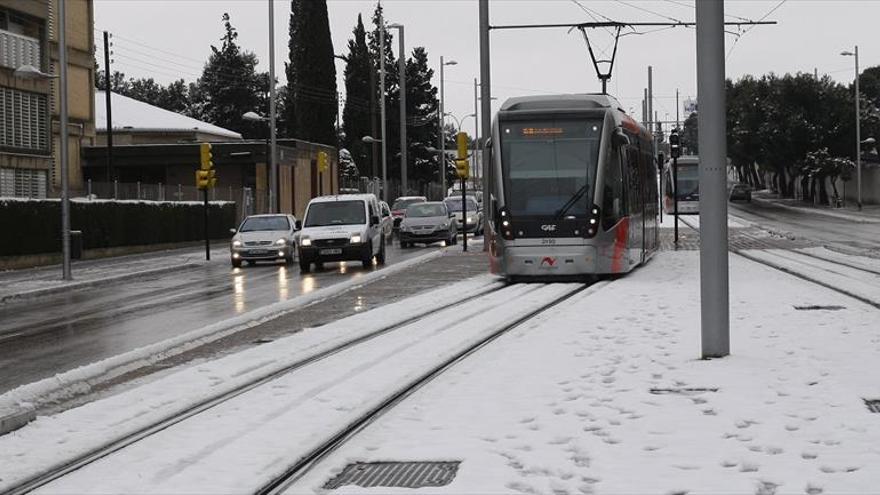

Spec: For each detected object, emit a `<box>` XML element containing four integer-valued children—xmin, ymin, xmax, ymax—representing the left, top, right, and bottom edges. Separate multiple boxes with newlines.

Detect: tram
<box><xmin>485</xmin><ymin>94</ymin><xmax>659</xmax><ymax>280</ymax></box>
<box><xmin>662</xmin><ymin>155</ymin><xmax>700</xmax><ymax>214</ymax></box>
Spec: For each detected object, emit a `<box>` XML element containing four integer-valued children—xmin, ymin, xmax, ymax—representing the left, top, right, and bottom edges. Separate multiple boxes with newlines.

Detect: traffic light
<box><xmin>197</xmin><ymin>143</ymin><xmax>216</xmax><ymax>190</ymax></box>
<box><xmin>317</xmin><ymin>151</ymin><xmax>329</xmax><ymax>173</ymax></box>
<box><xmin>455</xmin><ymin>131</ymin><xmax>469</xmax><ymax>179</ymax></box>
<box><xmin>669</xmin><ymin>129</ymin><xmax>681</xmax><ymax>159</ymax></box>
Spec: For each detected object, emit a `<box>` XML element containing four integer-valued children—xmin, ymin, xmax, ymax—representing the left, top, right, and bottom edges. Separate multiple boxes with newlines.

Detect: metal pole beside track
<box><xmin>479</xmin><ymin>0</ymin><xmax>491</xmax><ymax>252</ymax></box>
<box><xmin>696</xmin><ymin>0</ymin><xmax>730</xmax><ymax>358</ymax></box>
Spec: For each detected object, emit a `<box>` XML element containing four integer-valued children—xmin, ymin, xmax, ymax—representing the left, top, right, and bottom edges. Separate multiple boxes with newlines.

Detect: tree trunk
<box><xmin>818</xmin><ymin>177</ymin><xmax>829</xmax><ymax>206</ymax></box>
<box><xmin>800</xmin><ymin>176</ymin><xmax>810</xmax><ymax>202</ymax></box>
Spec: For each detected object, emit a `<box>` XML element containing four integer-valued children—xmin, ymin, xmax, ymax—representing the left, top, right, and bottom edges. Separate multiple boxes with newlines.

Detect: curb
<box><xmin>752</xmin><ymin>197</ymin><xmax>880</xmax><ymax>224</ymax></box>
<box><xmin>0</xmin><ymin>262</ymin><xmax>203</xmax><ymax>305</ymax></box>
<box><xmin>0</xmin><ymin>249</ymin><xmax>445</xmax><ymax>433</ymax></box>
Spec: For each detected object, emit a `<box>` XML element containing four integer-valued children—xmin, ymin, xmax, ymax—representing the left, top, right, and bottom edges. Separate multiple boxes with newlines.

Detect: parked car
<box><xmin>390</xmin><ymin>196</ymin><xmax>427</xmax><ymax>230</ymax></box>
<box><xmin>296</xmin><ymin>194</ymin><xmax>386</xmax><ymax>272</ymax></box>
<box><xmin>229</xmin><ymin>214</ymin><xmax>298</xmax><ymax>268</ymax></box>
<box><xmin>379</xmin><ymin>200</ymin><xmax>394</xmax><ymax>243</ymax></box>
<box><xmin>729</xmin><ymin>182</ymin><xmax>752</xmax><ymax>202</ymax></box>
<box><xmin>444</xmin><ymin>195</ymin><xmax>483</xmax><ymax>234</ymax></box>
<box><xmin>399</xmin><ymin>202</ymin><xmax>458</xmax><ymax>248</ymax></box>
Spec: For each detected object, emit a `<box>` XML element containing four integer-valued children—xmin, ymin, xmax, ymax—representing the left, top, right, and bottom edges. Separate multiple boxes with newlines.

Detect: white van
<box><xmin>295</xmin><ymin>194</ymin><xmax>386</xmax><ymax>272</ymax></box>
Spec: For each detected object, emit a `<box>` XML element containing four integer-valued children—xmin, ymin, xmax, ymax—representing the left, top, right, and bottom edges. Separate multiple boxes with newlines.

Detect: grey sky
<box><xmin>95</xmin><ymin>0</ymin><xmax>880</xmax><ymax>130</ymax></box>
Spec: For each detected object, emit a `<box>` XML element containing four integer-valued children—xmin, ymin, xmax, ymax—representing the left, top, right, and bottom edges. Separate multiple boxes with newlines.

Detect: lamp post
<box><xmin>439</xmin><ymin>57</ymin><xmax>457</xmax><ymax>198</ymax></box>
<box><xmin>841</xmin><ymin>46</ymin><xmax>862</xmax><ymax>210</ymax></box>
<box><xmin>267</xmin><ymin>0</ymin><xmax>278</xmax><ymax>213</ymax></box>
<box><xmin>16</xmin><ymin>62</ymin><xmax>69</xmax><ymax>281</ymax></box>
<box><xmin>243</xmin><ymin>111</ymin><xmax>276</xmax><ymax>212</ymax></box>
<box><xmin>378</xmin><ymin>12</ymin><xmax>389</xmax><ymax>203</ymax></box>
<box><xmin>388</xmin><ymin>23</ymin><xmax>407</xmax><ymax>198</ymax></box>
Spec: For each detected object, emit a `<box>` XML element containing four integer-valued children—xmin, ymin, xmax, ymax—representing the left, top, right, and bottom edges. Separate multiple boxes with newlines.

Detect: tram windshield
<box><xmin>672</xmin><ymin>162</ymin><xmax>699</xmax><ymax>200</ymax></box>
<box><xmin>500</xmin><ymin>119</ymin><xmax>602</xmax><ymax>218</ymax></box>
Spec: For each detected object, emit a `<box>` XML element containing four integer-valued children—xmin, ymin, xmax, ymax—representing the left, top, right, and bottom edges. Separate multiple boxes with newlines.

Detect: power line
<box><xmin>612</xmin><ymin>0</ymin><xmax>683</xmax><ymax>24</ymax></box>
<box><xmin>726</xmin><ymin>0</ymin><xmax>787</xmax><ymax>59</ymax></box>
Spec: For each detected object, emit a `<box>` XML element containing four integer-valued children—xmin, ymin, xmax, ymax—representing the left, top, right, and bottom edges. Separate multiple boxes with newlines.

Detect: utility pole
<box><xmin>379</xmin><ymin>12</ymin><xmax>388</xmax><ymax>203</ymax></box>
<box><xmin>479</xmin><ymin>0</ymin><xmax>491</xmax><ymax>251</ymax></box>
<box><xmin>854</xmin><ymin>46</ymin><xmax>862</xmax><ymax>211</ymax></box>
<box><xmin>474</xmin><ymin>78</ymin><xmax>479</xmax><ymax>185</ymax></box>
<box><xmin>59</xmin><ymin>0</ymin><xmax>71</xmax><ymax>280</ymax></box>
<box><xmin>647</xmin><ymin>66</ymin><xmax>653</xmax><ymax>139</ymax></box>
<box><xmin>676</xmin><ymin>89</ymin><xmax>680</xmax><ymax>129</ymax></box>
<box><xmin>103</xmin><ymin>31</ymin><xmax>113</xmax><ymax>184</ymax></box>
<box><xmin>268</xmin><ymin>0</ymin><xmax>278</xmax><ymax>213</ymax></box>
<box><xmin>439</xmin><ymin>55</ymin><xmax>447</xmax><ymax>198</ymax></box>
<box><xmin>393</xmin><ymin>24</ymin><xmax>407</xmax><ymax>197</ymax></box>
<box><xmin>696</xmin><ymin>0</ymin><xmax>730</xmax><ymax>358</ymax></box>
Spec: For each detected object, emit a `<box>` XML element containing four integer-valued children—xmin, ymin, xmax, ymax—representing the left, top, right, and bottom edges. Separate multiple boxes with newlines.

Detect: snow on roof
<box><xmin>95</xmin><ymin>91</ymin><xmax>242</xmax><ymax>140</ymax></box>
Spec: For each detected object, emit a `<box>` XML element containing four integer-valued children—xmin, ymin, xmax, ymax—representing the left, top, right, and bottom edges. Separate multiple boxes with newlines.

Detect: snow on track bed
<box><xmin>678</xmin><ymin>215</ymin><xmax>880</xmax><ymax>308</ymax></box>
<box><xmin>1</xmin><ymin>279</ymin><xmax>592</xmax><ymax>495</ymax></box>
<box><xmin>0</xmin><ymin>274</ymin><xmax>500</xmax><ymax>494</ymax></box>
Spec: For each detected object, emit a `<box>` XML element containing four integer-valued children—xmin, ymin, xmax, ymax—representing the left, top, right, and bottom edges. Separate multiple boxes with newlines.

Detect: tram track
<box><xmin>3</xmin><ymin>279</ymin><xmax>508</xmax><ymax>495</ymax></box>
<box><xmin>255</xmin><ymin>282</ymin><xmax>601</xmax><ymax>495</ymax></box>
<box><xmin>678</xmin><ymin>217</ymin><xmax>880</xmax><ymax>310</ymax></box>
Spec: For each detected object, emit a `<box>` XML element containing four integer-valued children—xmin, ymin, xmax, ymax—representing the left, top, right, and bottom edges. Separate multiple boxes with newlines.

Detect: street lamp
<box><xmin>841</xmin><ymin>46</ymin><xmax>862</xmax><ymax>210</ymax></box>
<box><xmin>439</xmin><ymin>57</ymin><xmax>457</xmax><ymax>198</ymax></box>
<box><xmin>362</xmin><ymin>135</ymin><xmax>383</xmax><ymax>197</ymax></box>
<box><xmin>387</xmin><ymin>23</ymin><xmax>407</xmax><ymax>197</ymax></box>
<box><xmin>16</xmin><ymin>16</ymin><xmax>70</xmax><ymax>281</ymax></box>
<box><xmin>243</xmin><ymin>111</ymin><xmax>277</xmax><ymax>213</ymax></box>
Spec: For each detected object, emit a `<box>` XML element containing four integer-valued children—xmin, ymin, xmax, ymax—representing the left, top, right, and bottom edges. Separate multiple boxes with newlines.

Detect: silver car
<box><xmin>444</xmin><ymin>196</ymin><xmax>483</xmax><ymax>235</ymax></box>
<box><xmin>229</xmin><ymin>214</ymin><xmax>298</xmax><ymax>268</ymax></box>
<box><xmin>399</xmin><ymin>202</ymin><xmax>458</xmax><ymax>248</ymax></box>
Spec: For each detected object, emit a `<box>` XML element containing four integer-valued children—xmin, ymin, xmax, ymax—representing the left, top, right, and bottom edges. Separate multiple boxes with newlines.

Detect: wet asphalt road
<box><xmin>728</xmin><ymin>200</ymin><xmax>880</xmax><ymax>254</ymax></box>
<box><xmin>0</xmin><ymin>241</ymin><xmax>439</xmax><ymax>394</ymax></box>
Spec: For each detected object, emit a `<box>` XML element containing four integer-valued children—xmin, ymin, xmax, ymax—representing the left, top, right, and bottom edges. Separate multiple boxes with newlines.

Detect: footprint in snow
<box><xmin>553</xmin><ymin>408</ymin><xmax>567</xmax><ymax>416</ymax></box>
<box><xmin>739</xmin><ymin>461</ymin><xmax>760</xmax><ymax>473</ymax></box>
<box><xmin>785</xmin><ymin>424</ymin><xmax>800</xmax><ymax>431</ymax></box>
<box><xmin>764</xmin><ymin>446</ymin><xmax>784</xmax><ymax>455</ymax></box>
<box><xmin>801</xmin><ymin>451</ymin><xmax>818</xmax><ymax>460</ymax></box>
<box><xmin>720</xmin><ymin>459</ymin><xmax>738</xmax><ymax>468</ymax></box>
<box><xmin>819</xmin><ymin>465</ymin><xmax>837</xmax><ymax>474</ymax></box>
<box><xmin>805</xmin><ymin>483</ymin><xmax>823</xmax><ymax>494</ymax></box>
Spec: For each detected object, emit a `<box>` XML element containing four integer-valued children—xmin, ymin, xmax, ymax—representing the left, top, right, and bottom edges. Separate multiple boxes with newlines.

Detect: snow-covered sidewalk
<box><xmin>0</xmin><ymin>247</ymin><xmax>222</xmax><ymax>303</ymax></box>
<box><xmin>293</xmin><ymin>250</ymin><xmax>880</xmax><ymax>494</ymax></box>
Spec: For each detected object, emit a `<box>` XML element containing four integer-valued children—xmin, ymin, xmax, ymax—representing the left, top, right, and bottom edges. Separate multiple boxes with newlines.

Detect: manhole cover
<box><xmin>324</xmin><ymin>461</ymin><xmax>460</xmax><ymax>489</ymax></box>
<box><xmin>865</xmin><ymin>399</ymin><xmax>880</xmax><ymax>413</ymax></box>
<box><xmin>650</xmin><ymin>387</ymin><xmax>718</xmax><ymax>395</ymax></box>
<box><xmin>794</xmin><ymin>305</ymin><xmax>846</xmax><ymax>311</ymax></box>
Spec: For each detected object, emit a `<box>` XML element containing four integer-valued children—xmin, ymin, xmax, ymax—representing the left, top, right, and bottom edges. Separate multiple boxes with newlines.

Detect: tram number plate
<box><xmin>540</xmin><ymin>238</ymin><xmax>557</xmax><ymax>245</ymax></box>
<box><xmin>319</xmin><ymin>248</ymin><xmax>343</xmax><ymax>255</ymax></box>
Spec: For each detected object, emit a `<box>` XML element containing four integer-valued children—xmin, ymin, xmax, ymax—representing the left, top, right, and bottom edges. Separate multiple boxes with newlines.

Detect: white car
<box><xmin>296</xmin><ymin>194</ymin><xmax>386</xmax><ymax>272</ymax></box>
<box><xmin>379</xmin><ymin>200</ymin><xmax>394</xmax><ymax>243</ymax></box>
<box><xmin>229</xmin><ymin>214</ymin><xmax>298</xmax><ymax>268</ymax></box>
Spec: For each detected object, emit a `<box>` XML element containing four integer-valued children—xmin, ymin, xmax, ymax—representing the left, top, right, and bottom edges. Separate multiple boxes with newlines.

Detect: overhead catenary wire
<box><xmin>727</xmin><ymin>0</ymin><xmax>787</xmax><ymax>59</ymax></box>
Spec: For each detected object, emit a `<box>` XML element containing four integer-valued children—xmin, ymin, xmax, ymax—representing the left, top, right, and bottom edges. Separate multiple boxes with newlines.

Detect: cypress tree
<box><xmin>342</xmin><ymin>15</ymin><xmax>373</xmax><ymax>177</ymax></box>
<box><xmin>287</xmin><ymin>0</ymin><xmax>337</xmax><ymax>145</ymax></box>
<box><xmin>404</xmin><ymin>47</ymin><xmax>440</xmax><ymax>186</ymax></box>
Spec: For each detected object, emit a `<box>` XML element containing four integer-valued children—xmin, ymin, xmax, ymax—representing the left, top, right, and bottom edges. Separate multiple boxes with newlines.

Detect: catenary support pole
<box><xmin>462</xmin><ymin>178</ymin><xmax>468</xmax><ymax>251</ymax></box>
<box><xmin>397</xmin><ymin>25</ymin><xmax>407</xmax><ymax>196</ymax></box>
<box><xmin>268</xmin><ymin>0</ymin><xmax>278</xmax><ymax>213</ymax></box>
<box><xmin>59</xmin><ymin>0</ymin><xmax>71</xmax><ymax>280</ymax></box>
<box><xmin>204</xmin><ymin>188</ymin><xmax>210</xmax><ymax>261</ymax></box>
<box><xmin>103</xmin><ymin>31</ymin><xmax>113</xmax><ymax>183</ymax></box>
<box><xmin>479</xmin><ymin>0</ymin><xmax>491</xmax><ymax>251</ymax></box>
<box><xmin>439</xmin><ymin>56</ymin><xmax>446</xmax><ymax>198</ymax></box>
<box><xmin>647</xmin><ymin>65</ymin><xmax>653</xmax><ymax>137</ymax></box>
<box><xmin>474</xmin><ymin>78</ymin><xmax>479</xmax><ymax>184</ymax></box>
<box><xmin>379</xmin><ymin>13</ymin><xmax>388</xmax><ymax>203</ymax></box>
<box><xmin>855</xmin><ymin>45</ymin><xmax>862</xmax><ymax>211</ymax></box>
<box><xmin>696</xmin><ymin>0</ymin><xmax>730</xmax><ymax>358</ymax></box>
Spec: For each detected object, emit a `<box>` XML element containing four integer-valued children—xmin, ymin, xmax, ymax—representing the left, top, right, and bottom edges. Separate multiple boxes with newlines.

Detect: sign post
<box><xmin>456</xmin><ymin>132</ymin><xmax>471</xmax><ymax>252</ymax></box>
<box><xmin>196</xmin><ymin>143</ymin><xmax>215</xmax><ymax>261</ymax></box>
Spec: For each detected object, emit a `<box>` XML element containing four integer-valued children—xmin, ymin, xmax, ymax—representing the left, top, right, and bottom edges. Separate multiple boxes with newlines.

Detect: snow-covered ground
<box><xmin>4</xmin><ymin>248</ymin><xmax>879</xmax><ymax>494</ymax></box>
<box><xmin>291</xmin><ymin>251</ymin><xmax>880</xmax><ymax>494</ymax></box>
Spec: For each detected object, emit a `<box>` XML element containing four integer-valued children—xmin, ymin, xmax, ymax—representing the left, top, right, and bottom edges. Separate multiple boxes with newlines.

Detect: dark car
<box><xmin>729</xmin><ymin>183</ymin><xmax>752</xmax><ymax>202</ymax></box>
<box><xmin>399</xmin><ymin>202</ymin><xmax>458</xmax><ymax>248</ymax></box>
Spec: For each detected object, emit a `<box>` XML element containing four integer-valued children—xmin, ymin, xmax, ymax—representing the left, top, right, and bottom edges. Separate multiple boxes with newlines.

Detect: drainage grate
<box><xmin>323</xmin><ymin>461</ymin><xmax>460</xmax><ymax>489</ymax></box>
<box><xmin>865</xmin><ymin>399</ymin><xmax>880</xmax><ymax>413</ymax></box>
<box><xmin>650</xmin><ymin>387</ymin><xmax>718</xmax><ymax>395</ymax></box>
<box><xmin>794</xmin><ymin>305</ymin><xmax>846</xmax><ymax>311</ymax></box>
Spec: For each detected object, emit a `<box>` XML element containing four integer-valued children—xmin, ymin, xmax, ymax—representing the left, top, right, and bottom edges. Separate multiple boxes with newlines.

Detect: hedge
<box><xmin>0</xmin><ymin>198</ymin><xmax>236</xmax><ymax>257</ymax></box>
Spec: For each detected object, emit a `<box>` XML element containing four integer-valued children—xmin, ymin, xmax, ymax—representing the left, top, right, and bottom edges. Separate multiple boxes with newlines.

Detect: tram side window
<box><xmin>602</xmin><ymin>150</ymin><xmax>624</xmax><ymax>230</ymax></box>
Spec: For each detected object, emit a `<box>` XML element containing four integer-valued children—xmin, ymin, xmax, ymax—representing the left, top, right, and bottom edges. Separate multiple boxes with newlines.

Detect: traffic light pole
<box><xmin>203</xmin><ymin>188</ymin><xmax>210</xmax><ymax>261</ymax></box>
<box><xmin>462</xmin><ymin>177</ymin><xmax>467</xmax><ymax>252</ymax></box>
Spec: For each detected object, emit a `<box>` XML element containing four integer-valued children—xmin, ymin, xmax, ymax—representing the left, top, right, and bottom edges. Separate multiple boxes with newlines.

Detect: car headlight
<box><xmin>350</xmin><ymin>234</ymin><xmax>362</xmax><ymax>244</ymax></box>
<box><xmin>232</xmin><ymin>240</ymin><xmax>242</xmax><ymax>247</ymax></box>
<box><xmin>300</xmin><ymin>237</ymin><xmax>312</xmax><ymax>247</ymax></box>
<box><xmin>275</xmin><ymin>238</ymin><xmax>287</xmax><ymax>245</ymax></box>
<box><xmin>466</xmin><ymin>217</ymin><xmax>473</xmax><ymax>223</ymax></box>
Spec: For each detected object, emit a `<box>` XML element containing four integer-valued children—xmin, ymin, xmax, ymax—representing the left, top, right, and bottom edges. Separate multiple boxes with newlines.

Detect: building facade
<box><xmin>0</xmin><ymin>0</ymin><xmax>95</xmax><ymax>198</ymax></box>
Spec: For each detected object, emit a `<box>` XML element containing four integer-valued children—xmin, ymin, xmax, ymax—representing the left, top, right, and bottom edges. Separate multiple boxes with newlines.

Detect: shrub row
<box><xmin>0</xmin><ymin>199</ymin><xmax>236</xmax><ymax>256</ymax></box>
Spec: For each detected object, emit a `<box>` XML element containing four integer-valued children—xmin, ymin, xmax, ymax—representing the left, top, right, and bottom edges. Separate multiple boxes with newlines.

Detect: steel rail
<box><xmin>256</xmin><ymin>282</ymin><xmax>606</xmax><ymax>495</ymax></box>
<box><xmin>3</xmin><ymin>283</ymin><xmax>506</xmax><ymax>495</ymax></box>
